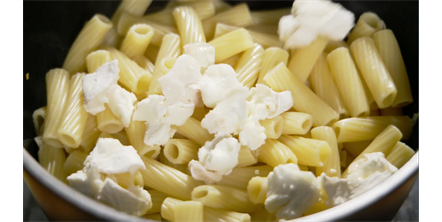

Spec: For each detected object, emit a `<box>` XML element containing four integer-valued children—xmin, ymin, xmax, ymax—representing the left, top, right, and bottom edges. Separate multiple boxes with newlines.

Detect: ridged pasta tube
<box><xmin>85</xmin><ymin>50</ymin><xmax>111</xmax><ymax>73</ymax></box>
<box><xmin>280</xmin><ymin>112</ymin><xmax>313</xmax><ymax>135</ymax></box>
<box><xmin>386</xmin><ymin>142</ymin><xmax>415</xmax><ymax>168</ymax></box>
<box><xmin>39</xmin><ymin>144</ymin><xmax>68</xmax><ymax>183</ymax></box>
<box><xmin>174</xmin><ymin>201</ymin><xmax>204</xmax><ymax>222</ymax></box>
<box><xmin>63</xmin><ymin>150</ymin><xmax>88</xmax><ymax>176</ymax></box>
<box><xmin>125</xmin><ymin>115</ymin><xmax>161</xmax><ymax>158</ymax></box>
<box><xmin>214</xmin><ymin>23</ymin><xmax>281</xmax><ymax>49</ymax></box>
<box><xmin>237</xmin><ymin>146</ymin><xmax>258</xmax><ymax>167</ymax></box>
<box><xmin>215</xmin><ymin>165</ymin><xmax>273</xmax><ymax>190</ymax></box>
<box><xmin>133</xmin><ymin>55</ymin><xmax>155</xmax><ymax>73</ymax></box>
<box><xmin>96</xmin><ymin>104</ymin><xmax>124</xmax><ymax>134</ymax></box>
<box><xmin>257</xmin><ymin>47</ymin><xmax>289</xmax><ymax>84</ymax></box>
<box><xmin>279</xmin><ymin>135</ymin><xmax>332</xmax><ymax>167</ymax></box>
<box><xmin>174</xmin><ymin>117</ymin><xmax>214</xmax><ymax>146</ymax></box>
<box><xmin>311</xmin><ymin>126</ymin><xmax>341</xmax><ymax>178</ymax></box>
<box><xmin>120</xmin><ymin>24</ymin><xmax>154</xmax><ymax>59</ymax></box>
<box><xmin>347</xmin><ymin>12</ymin><xmax>386</xmax><ymax>44</ymax></box>
<box><xmin>258</xmin><ymin>139</ymin><xmax>298</xmax><ymax>167</ymax></box>
<box><xmin>209</xmin><ymin>28</ymin><xmax>255</xmax><ymax>63</ymax></box>
<box><xmin>247</xmin><ymin>176</ymin><xmax>268</xmax><ymax>204</ymax></box>
<box><xmin>145</xmin><ymin>190</ymin><xmax>170</xmax><ymax>215</ymax></box>
<box><xmin>163</xmin><ymin>139</ymin><xmax>200</xmax><ymax>164</ymax></box>
<box><xmin>80</xmin><ymin>114</ymin><xmax>101</xmax><ymax>153</ymax></box>
<box><xmin>33</xmin><ymin>107</ymin><xmax>47</xmax><ymax>136</ymax></box>
<box><xmin>235</xmin><ymin>43</ymin><xmax>265</xmax><ymax>88</ymax></box>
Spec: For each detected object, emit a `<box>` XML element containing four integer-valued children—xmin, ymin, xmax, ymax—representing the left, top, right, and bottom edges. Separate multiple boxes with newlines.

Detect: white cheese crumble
<box><xmin>278</xmin><ymin>0</ymin><xmax>355</xmax><ymax>49</ymax></box>
<box><xmin>238</xmin><ymin>118</ymin><xmax>266</xmax><ymax>151</ymax></box>
<box><xmin>265</xmin><ymin>163</ymin><xmax>321</xmax><ymax>220</ymax></box>
<box><xmin>184</xmin><ymin>43</ymin><xmax>215</xmax><ymax>69</ymax></box>
<box><xmin>247</xmin><ymin>84</ymin><xmax>293</xmax><ymax>120</ymax></box>
<box><xmin>318</xmin><ymin>152</ymin><xmax>398</xmax><ymax>207</ymax></box>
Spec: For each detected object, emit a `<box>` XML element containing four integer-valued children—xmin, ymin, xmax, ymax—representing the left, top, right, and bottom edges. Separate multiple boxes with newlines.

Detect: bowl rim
<box><xmin>23</xmin><ymin>147</ymin><xmax>418</xmax><ymax>221</ymax></box>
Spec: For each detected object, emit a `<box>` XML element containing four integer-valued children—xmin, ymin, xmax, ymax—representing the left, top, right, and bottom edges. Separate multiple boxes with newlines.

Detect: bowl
<box><xmin>23</xmin><ymin>0</ymin><xmax>419</xmax><ymax>221</ymax></box>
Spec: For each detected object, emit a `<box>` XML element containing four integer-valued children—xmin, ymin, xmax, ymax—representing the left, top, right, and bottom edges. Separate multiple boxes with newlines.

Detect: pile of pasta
<box><xmin>32</xmin><ymin>0</ymin><xmax>417</xmax><ymax>221</ymax></box>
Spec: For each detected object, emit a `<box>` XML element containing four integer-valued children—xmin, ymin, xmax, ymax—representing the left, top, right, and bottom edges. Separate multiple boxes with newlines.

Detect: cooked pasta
<box><xmin>280</xmin><ymin>112</ymin><xmax>313</xmax><ymax>135</ymax></box>
<box><xmin>191</xmin><ymin>106</ymin><xmax>208</xmax><ymax>122</ymax></box>
<box><xmin>173</xmin><ymin>6</ymin><xmax>206</xmax><ymax>47</ymax></box>
<box><xmin>257</xmin><ymin>47</ymin><xmax>289</xmax><ymax>84</ymax></box>
<box><xmin>324</xmin><ymin>40</ymin><xmax>348</xmax><ymax>53</ymax></box>
<box><xmin>347</xmin><ymin>12</ymin><xmax>386</xmax><ymax>44</ymax></box>
<box><xmin>120</xmin><ymin>24</ymin><xmax>154</xmax><ymax>59</ymax></box>
<box><xmin>215</xmin><ymin>165</ymin><xmax>273</xmax><ymax>190</ymax></box>
<box><xmin>80</xmin><ymin>114</ymin><xmax>101</xmax><ymax>153</ymax></box>
<box><xmin>96</xmin><ymin>104</ymin><xmax>124</xmax><ymax>134</ymax></box>
<box><xmin>209</xmin><ymin>28</ymin><xmax>255</xmax><ymax>63</ymax></box>
<box><xmin>214</xmin><ymin>23</ymin><xmax>281</xmax><ymax>49</ymax></box>
<box><xmin>174</xmin><ymin>117</ymin><xmax>214</xmax><ymax>146</ymax></box>
<box><xmin>258</xmin><ymin>139</ymin><xmax>298</xmax><ymax>167</ymax></box>
<box><xmin>311</xmin><ymin>126</ymin><xmax>341</xmax><ymax>178</ymax></box>
<box><xmin>133</xmin><ymin>55</ymin><xmax>155</xmax><ymax>73</ymax></box>
<box><xmin>260</xmin><ymin>116</ymin><xmax>284</xmax><ymax>139</ymax></box>
<box><xmin>145</xmin><ymin>190</ymin><xmax>170</xmax><ymax>215</ymax></box>
<box><xmin>159</xmin><ymin>151</ymin><xmax>190</xmax><ymax>176</ymax></box>
<box><xmin>125</xmin><ymin>115</ymin><xmax>161</xmax><ymax>158</ymax></box>
<box><xmin>63</xmin><ymin>150</ymin><xmax>88</xmax><ymax>176</ymax></box>
<box><xmin>279</xmin><ymin>135</ymin><xmax>331</xmax><ymax>167</ymax></box>
<box><xmin>386</xmin><ymin>142</ymin><xmax>415</xmax><ymax>168</ymax></box>
<box><xmin>164</xmin><ymin>139</ymin><xmax>199</xmax><ymax>164</ymax></box>
<box><xmin>85</xmin><ymin>50</ymin><xmax>111</xmax><ymax>73</ymax></box>
<box><xmin>235</xmin><ymin>43</ymin><xmax>265</xmax><ymax>88</ymax></box>
<box><xmin>33</xmin><ymin>107</ymin><xmax>47</xmax><ymax>136</ymax></box>
<box><xmin>111</xmin><ymin>0</ymin><xmax>152</xmax><ymax>24</ymax></box>
<box><xmin>170</xmin><ymin>0</ymin><xmax>216</xmax><ymax>20</ymax></box>
<box><xmin>39</xmin><ymin>143</ymin><xmax>68</xmax><ymax>183</ymax></box>
<box><xmin>247</xmin><ymin>176</ymin><xmax>268</xmax><ymax>204</ymax></box>
<box><xmin>143</xmin><ymin>8</ymin><xmax>175</xmax><ymax>27</ymax></box>
<box><xmin>174</xmin><ymin>201</ymin><xmax>204</xmax><ymax>222</ymax></box>
<box><xmin>212</xmin><ymin>0</ymin><xmax>232</xmax><ymax>13</ymax></box>
<box><xmin>237</xmin><ymin>146</ymin><xmax>258</xmax><ymax>167</ymax></box>
<box><xmin>219</xmin><ymin>54</ymin><xmax>242</xmax><ymax>67</ymax></box>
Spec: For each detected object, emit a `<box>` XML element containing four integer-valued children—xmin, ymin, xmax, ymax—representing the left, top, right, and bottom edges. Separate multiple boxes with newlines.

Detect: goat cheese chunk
<box><xmin>143</xmin><ymin>122</ymin><xmax>177</xmax><ymax>146</ymax></box>
<box><xmin>247</xmin><ymin>84</ymin><xmax>293</xmax><ymax>120</ymax></box>
<box><xmin>184</xmin><ymin>43</ymin><xmax>215</xmax><ymax>69</ymax></box>
<box><xmin>107</xmin><ymin>85</ymin><xmax>137</xmax><ymax>127</ymax></box>
<box><xmin>265</xmin><ymin>164</ymin><xmax>321</xmax><ymax>220</ymax></box>
<box><xmin>133</xmin><ymin>95</ymin><xmax>168</xmax><ymax>123</ymax></box>
<box><xmin>238</xmin><ymin>118</ymin><xmax>266</xmax><ymax>150</ymax></box>
<box><xmin>319</xmin><ymin>152</ymin><xmax>398</xmax><ymax>207</ymax></box>
<box><xmin>83</xmin><ymin>60</ymin><xmax>120</xmax><ymax>114</ymax></box>
<box><xmin>278</xmin><ymin>0</ymin><xmax>355</xmax><ymax>49</ymax></box>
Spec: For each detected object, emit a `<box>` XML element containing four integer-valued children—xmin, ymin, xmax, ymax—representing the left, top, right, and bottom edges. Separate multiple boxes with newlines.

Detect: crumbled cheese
<box><xmin>188</xmin><ymin>160</ymin><xmax>223</xmax><ymax>184</ymax></box>
<box><xmin>265</xmin><ymin>164</ymin><xmax>320</xmax><ymax>220</ymax></box>
<box><xmin>184</xmin><ymin>43</ymin><xmax>215</xmax><ymax>69</ymax></box>
<box><xmin>247</xmin><ymin>84</ymin><xmax>293</xmax><ymax>120</ymax></box>
<box><xmin>107</xmin><ymin>85</ymin><xmax>137</xmax><ymax>127</ymax></box>
<box><xmin>319</xmin><ymin>152</ymin><xmax>398</xmax><ymax>207</ymax></box>
<box><xmin>278</xmin><ymin>0</ymin><xmax>355</xmax><ymax>49</ymax></box>
<box><xmin>143</xmin><ymin>122</ymin><xmax>177</xmax><ymax>146</ymax></box>
<box><xmin>238</xmin><ymin>119</ymin><xmax>266</xmax><ymax>150</ymax></box>
<box><xmin>133</xmin><ymin>95</ymin><xmax>168</xmax><ymax>123</ymax></box>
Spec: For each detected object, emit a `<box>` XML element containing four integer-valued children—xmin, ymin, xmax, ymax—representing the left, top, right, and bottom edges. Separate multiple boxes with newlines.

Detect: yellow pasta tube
<box><xmin>159</xmin><ymin>151</ymin><xmax>190</xmax><ymax>176</ymax></box>
<box><xmin>247</xmin><ymin>176</ymin><xmax>268</xmax><ymax>204</ymax></box>
<box><xmin>216</xmin><ymin>165</ymin><xmax>273</xmax><ymax>190</ymax></box>
<box><xmin>112</xmin><ymin>170</ymin><xmax>144</xmax><ymax>189</ymax></box>
<box><xmin>80</xmin><ymin>114</ymin><xmax>101</xmax><ymax>154</ymax></box>
<box><xmin>257</xmin><ymin>47</ymin><xmax>289</xmax><ymax>84</ymax></box>
<box><xmin>310</xmin><ymin>53</ymin><xmax>349</xmax><ymax>118</ymax></box>
<box><xmin>126</xmin><ymin>115</ymin><xmax>161</xmax><ymax>158</ymax></box>
<box><xmin>386</xmin><ymin>142</ymin><xmax>415</xmax><ymax>169</ymax></box>
<box><xmin>104</xmin><ymin>46</ymin><xmax>151</xmax><ymax>95</ymax></box>
<box><xmin>192</xmin><ymin>185</ymin><xmax>258</xmax><ymax>213</ymax></box>
<box><xmin>350</xmin><ymin>37</ymin><xmax>397</xmax><ymax>108</ymax></box>
<box><xmin>235</xmin><ymin>43</ymin><xmax>265</xmax><ymax>88</ymax></box>
<box><xmin>146</xmin><ymin>190</ymin><xmax>170</xmax><ymax>215</ymax></box>
<box><xmin>164</xmin><ymin>139</ymin><xmax>199</xmax><ymax>164</ymax></box>
<box><xmin>347</xmin><ymin>12</ymin><xmax>386</xmax><ymax>44</ymax></box>
<box><xmin>145</xmin><ymin>44</ymin><xmax>160</xmax><ymax>64</ymax></box>
<box><xmin>259</xmin><ymin>116</ymin><xmax>284</xmax><ymax>139</ymax></box>
<box><xmin>258</xmin><ymin>139</ymin><xmax>298</xmax><ymax>167</ymax></box>
<box><xmin>143</xmin><ymin>9</ymin><xmax>176</xmax><ymax>27</ymax></box>
<box><xmin>173</xmin><ymin>6</ymin><xmax>206</xmax><ymax>47</ymax></box>
<box><xmin>148</xmin><ymin>34</ymin><xmax>181</xmax><ymax>95</ymax></box>
<box><xmin>43</xmin><ymin>69</ymin><xmax>70</xmax><ymax>148</ymax></box>
<box><xmin>373</xmin><ymin>29</ymin><xmax>413</xmax><ymax>107</ymax></box>
<box><xmin>209</xmin><ymin>28</ymin><xmax>255</xmax><ymax>63</ymax></box>
<box><xmin>287</xmin><ymin>36</ymin><xmax>329</xmax><ymax>83</ymax></box>
<box><xmin>111</xmin><ymin>0</ymin><xmax>152</xmax><ymax>24</ymax></box>
<box><xmin>96</xmin><ymin>104</ymin><xmax>125</xmax><ymax>134</ymax></box>
<box><xmin>326</xmin><ymin>47</ymin><xmax>370</xmax><ymax>117</ymax></box>
<box><xmin>218</xmin><ymin>54</ymin><xmax>242</xmax><ymax>67</ymax></box>
<box><xmin>63</xmin><ymin>150</ymin><xmax>88</xmax><ymax>176</ymax></box>
<box><xmin>174</xmin><ymin>201</ymin><xmax>204</xmax><ymax>222</ymax></box>
<box><xmin>120</xmin><ymin>24</ymin><xmax>154</xmax><ymax>59</ymax></box>
<box><xmin>174</xmin><ymin>117</ymin><xmax>214</xmax><ymax>146</ymax></box>
<box><xmin>133</xmin><ymin>55</ymin><xmax>155</xmax><ymax>74</ymax></box>
<box><xmin>140</xmin><ymin>156</ymin><xmax>204</xmax><ymax>200</ymax></box>
<box><xmin>280</xmin><ymin>112</ymin><xmax>313</xmax><ymax>135</ymax></box>
<box><xmin>324</xmin><ymin>40</ymin><xmax>348</xmax><ymax>53</ymax></box>
<box><xmin>332</xmin><ymin>116</ymin><xmax>413</xmax><ymax>143</ymax></box>
<box><xmin>311</xmin><ymin>126</ymin><xmax>341</xmax><ymax>178</ymax></box>
<box><xmin>38</xmin><ymin>143</ymin><xmax>68</xmax><ymax>183</ymax></box>
<box><xmin>279</xmin><ymin>135</ymin><xmax>332</xmax><ymax>167</ymax></box>
<box><xmin>57</xmin><ymin>73</ymin><xmax>88</xmax><ymax>148</ymax></box>
<box><xmin>176</xmin><ymin>0</ymin><xmax>216</xmax><ymax>20</ymax></box>
<box><xmin>62</xmin><ymin>14</ymin><xmax>112</xmax><ymax>73</ymax></box>
<box><xmin>380</xmin><ymin>107</ymin><xmax>403</xmax><ymax>116</ymax></box>
<box><xmin>214</xmin><ymin>23</ymin><xmax>281</xmax><ymax>49</ymax></box>
<box><xmin>343</xmin><ymin>140</ymin><xmax>372</xmax><ymax>157</ymax></box>
<box><xmin>33</xmin><ymin>107</ymin><xmax>47</xmax><ymax>136</ymax></box>
<box><xmin>85</xmin><ymin>50</ymin><xmax>111</xmax><ymax>73</ymax></box>
<box><xmin>263</xmin><ymin>63</ymin><xmax>339</xmax><ymax>126</ymax></box>
<box><xmin>237</xmin><ymin>146</ymin><xmax>258</xmax><ymax>167</ymax></box>
<box><xmin>202</xmin><ymin>3</ymin><xmax>253</xmax><ymax>40</ymax></box>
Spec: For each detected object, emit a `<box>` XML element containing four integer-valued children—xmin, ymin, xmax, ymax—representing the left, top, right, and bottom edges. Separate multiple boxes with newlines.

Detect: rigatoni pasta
<box><xmin>79</xmin><ymin>114</ymin><xmax>101</xmax><ymax>153</ymax></box>
<box><xmin>279</xmin><ymin>135</ymin><xmax>331</xmax><ymax>167</ymax></box>
<box><xmin>257</xmin><ymin>47</ymin><xmax>289</xmax><ymax>84</ymax></box>
<box><xmin>214</xmin><ymin>23</ymin><xmax>282</xmax><ymax>49</ymax></box>
<box><xmin>63</xmin><ymin>150</ymin><xmax>88</xmax><ymax>176</ymax></box>
<box><xmin>247</xmin><ymin>176</ymin><xmax>268</xmax><ymax>204</ymax></box>
<box><xmin>39</xmin><ymin>143</ymin><xmax>68</xmax><ymax>183</ymax></box>
<box><xmin>347</xmin><ymin>12</ymin><xmax>386</xmax><ymax>44</ymax></box>
<box><xmin>258</xmin><ymin>139</ymin><xmax>298</xmax><ymax>167</ymax></box>
<box><xmin>386</xmin><ymin>142</ymin><xmax>415</xmax><ymax>168</ymax></box>
<box><xmin>145</xmin><ymin>190</ymin><xmax>170</xmax><ymax>215</ymax></box>
<box><xmin>209</xmin><ymin>28</ymin><xmax>255</xmax><ymax>63</ymax></box>
<box><xmin>280</xmin><ymin>112</ymin><xmax>313</xmax><ymax>135</ymax></box>
<box><xmin>215</xmin><ymin>165</ymin><xmax>273</xmax><ymax>190</ymax></box>
<box><xmin>125</xmin><ymin>115</ymin><xmax>161</xmax><ymax>158</ymax></box>
<box><xmin>237</xmin><ymin>146</ymin><xmax>258</xmax><ymax>167</ymax></box>
<box><xmin>163</xmin><ymin>139</ymin><xmax>199</xmax><ymax>164</ymax></box>
<box><xmin>120</xmin><ymin>24</ymin><xmax>154</xmax><ymax>59</ymax></box>
<box><xmin>310</xmin><ymin>126</ymin><xmax>341</xmax><ymax>178</ymax></box>
<box><xmin>96</xmin><ymin>104</ymin><xmax>124</xmax><ymax>134</ymax></box>
<box><xmin>173</xmin><ymin>6</ymin><xmax>206</xmax><ymax>47</ymax></box>
<box><xmin>174</xmin><ymin>117</ymin><xmax>214</xmax><ymax>146</ymax></box>
<box><xmin>85</xmin><ymin>50</ymin><xmax>112</xmax><ymax>73</ymax></box>
<box><xmin>174</xmin><ymin>201</ymin><xmax>204</xmax><ymax>222</ymax></box>
<box><xmin>235</xmin><ymin>43</ymin><xmax>265</xmax><ymax>88</ymax></box>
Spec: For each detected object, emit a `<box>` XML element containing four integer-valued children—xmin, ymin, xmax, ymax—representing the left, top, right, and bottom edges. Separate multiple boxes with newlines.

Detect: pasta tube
<box><xmin>63</xmin><ymin>150</ymin><xmax>88</xmax><ymax>176</ymax></box>
<box><xmin>57</xmin><ymin>73</ymin><xmax>88</xmax><ymax>148</ymax></box>
<box><xmin>250</xmin><ymin>8</ymin><xmax>291</xmax><ymax>26</ymax></box>
<box><xmin>327</xmin><ymin>47</ymin><xmax>370</xmax><ymax>117</ymax></box>
<box><xmin>176</xmin><ymin>0</ymin><xmax>215</xmax><ymax>20</ymax></box>
<box><xmin>216</xmin><ymin>165</ymin><xmax>273</xmax><ymax>190</ymax></box>
<box><xmin>96</xmin><ymin>104</ymin><xmax>124</xmax><ymax>134</ymax></box>
<box><xmin>214</xmin><ymin>23</ymin><xmax>281</xmax><ymax>49</ymax></box>
<box><xmin>111</xmin><ymin>0</ymin><xmax>152</xmax><ymax>24</ymax></box>
<box><xmin>80</xmin><ymin>114</ymin><xmax>101</xmax><ymax>153</ymax></box>
<box><xmin>279</xmin><ymin>135</ymin><xmax>331</xmax><ymax>167</ymax></box>
<box><xmin>126</xmin><ymin>115</ymin><xmax>161</xmax><ymax>158</ymax></box>
<box><xmin>174</xmin><ymin>117</ymin><xmax>214</xmax><ymax>146</ymax></box>
<box><xmin>260</xmin><ymin>116</ymin><xmax>284</xmax><ymax>139</ymax></box>
<box><xmin>209</xmin><ymin>28</ymin><xmax>254</xmax><ymax>63</ymax></box>
<box><xmin>120</xmin><ymin>24</ymin><xmax>154</xmax><ymax>59</ymax></box>
<box><xmin>38</xmin><ymin>143</ymin><xmax>68</xmax><ymax>183</ymax></box>
<box><xmin>247</xmin><ymin>176</ymin><xmax>268</xmax><ymax>204</ymax></box>
<box><xmin>218</xmin><ymin>54</ymin><xmax>241</xmax><ymax>67</ymax></box>
<box><xmin>386</xmin><ymin>142</ymin><xmax>415</xmax><ymax>168</ymax></box>
<box><xmin>33</xmin><ymin>107</ymin><xmax>47</xmax><ymax>136</ymax></box>
<box><xmin>263</xmin><ymin>63</ymin><xmax>339</xmax><ymax>126</ymax></box>
<box><xmin>173</xmin><ymin>6</ymin><xmax>206</xmax><ymax>47</ymax></box>
<box><xmin>258</xmin><ymin>139</ymin><xmax>298</xmax><ymax>167</ymax></box>
<box><xmin>143</xmin><ymin>9</ymin><xmax>176</xmax><ymax>27</ymax></box>
<box><xmin>62</xmin><ymin>14</ymin><xmax>112</xmax><ymax>73</ymax></box>
<box><xmin>43</xmin><ymin>69</ymin><xmax>70</xmax><ymax>148</ymax></box>
<box><xmin>159</xmin><ymin>151</ymin><xmax>190</xmax><ymax>176</ymax></box>
<box><xmin>373</xmin><ymin>29</ymin><xmax>413</xmax><ymax>107</ymax></box>
<box><xmin>280</xmin><ymin>112</ymin><xmax>313</xmax><ymax>135</ymax></box>
<box><xmin>145</xmin><ymin>189</ymin><xmax>170</xmax><ymax>215</ymax></box>
<box><xmin>257</xmin><ymin>47</ymin><xmax>289</xmax><ymax>84</ymax></box>
<box><xmin>174</xmin><ymin>201</ymin><xmax>204</xmax><ymax>222</ymax></box>
<box><xmin>163</xmin><ymin>139</ymin><xmax>199</xmax><ymax>164</ymax></box>
<box><xmin>311</xmin><ymin>126</ymin><xmax>341</xmax><ymax>178</ymax></box>
<box><xmin>85</xmin><ymin>50</ymin><xmax>111</xmax><ymax>73</ymax></box>
<box><xmin>324</xmin><ymin>40</ymin><xmax>348</xmax><ymax>53</ymax></box>
<box><xmin>347</xmin><ymin>12</ymin><xmax>386</xmax><ymax>44</ymax></box>
<box><xmin>235</xmin><ymin>43</ymin><xmax>265</xmax><ymax>88</ymax></box>
<box><xmin>237</xmin><ymin>146</ymin><xmax>258</xmax><ymax>167</ymax></box>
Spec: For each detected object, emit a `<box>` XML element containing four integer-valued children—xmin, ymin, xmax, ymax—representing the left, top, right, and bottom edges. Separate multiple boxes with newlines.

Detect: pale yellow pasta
<box><xmin>175</xmin><ymin>0</ymin><xmax>216</xmax><ymax>20</ymax></box>
<box><xmin>279</xmin><ymin>135</ymin><xmax>332</xmax><ymax>167</ymax></box>
<box><xmin>280</xmin><ymin>112</ymin><xmax>313</xmax><ymax>135</ymax></box>
<box><xmin>39</xmin><ymin>143</ymin><xmax>68</xmax><ymax>183</ymax></box>
<box><xmin>192</xmin><ymin>185</ymin><xmax>258</xmax><ymax>213</ymax></box>
<box><xmin>258</xmin><ymin>139</ymin><xmax>298</xmax><ymax>167</ymax></box>
<box><xmin>145</xmin><ymin>44</ymin><xmax>160</xmax><ymax>64</ymax></box>
<box><xmin>219</xmin><ymin>54</ymin><xmax>242</xmax><ymax>67</ymax></box>
<box><xmin>237</xmin><ymin>146</ymin><xmax>258</xmax><ymax>167</ymax></box>
<box><xmin>112</xmin><ymin>170</ymin><xmax>144</xmax><ymax>189</ymax></box>
<box><xmin>251</xmin><ymin>208</ymin><xmax>276</xmax><ymax>222</ymax></box>
<box><xmin>324</xmin><ymin>40</ymin><xmax>348</xmax><ymax>53</ymax></box>
<box><xmin>43</xmin><ymin>69</ymin><xmax>70</xmax><ymax>148</ymax></box>
<box><xmin>202</xmin><ymin>3</ymin><xmax>253</xmax><ymax>40</ymax></box>
<box><xmin>343</xmin><ymin>140</ymin><xmax>372</xmax><ymax>157</ymax></box>
<box><xmin>159</xmin><ymin>151</ymin><xmax>190</xmax><ymax>176</ymax></box>
<box><xmin>133</xmin><ymin>55</ymin><xmax>155</xmax><ymax>74</ymax></box>
<box><xmin>260</xmin><ymin>116</ymin><xmax>284</xmax><ymax>139</ymax></box>
<box><xmin>111</xmin><ymin>0</ymin><xmax>152</xmax><ymax>24</ymax></box>
<box><xmin>140</xmin><ymin>156</ymin><xmax>203</xmax><ymax>200</ymax></box>
<box><xmin>117</xmin><ymin>12</ymin><xmax>178</xmax><ymax>46</ymax></box>
<box><xmin>174</xmin><ymin>201</ymin><xmax>204</xmax><ymax>222</ymax></box>
<box><xmin>332</xmin><ymin>116</ymin><xmax>413</xmax><ymax>143</ymax></box>
<box><xmin>146</xmin><ymin>190</ymin><xmax>170</xmax><ymax>215</ymax></box>
<box><xmin>143</xmin><ymin>9</ymin><xmax>176</xmax><ymax>27</ymax></box>
<box><xmin>326</xmin><ymin>47</ymin><xmax>370</xmax><ymax>117</ymax></box>
<box><xmin>173</xmin><ymin>6</ymin><xmax>206</xmax><ymax>47</ymax></box>
<box><xmin>150</xmin><ymin>56</ymin><xmax>178</xmax><ymax>95</ymax></box>
<box><xmin>386</xmin><ymin>142</ymin><xmax>415</xmax><ymax>168</ymax></box>
<box><xmin>257</xmin><ymin>47</ymin><xmax>289</xmax><ymax>84</ymax></box>
<box><xmin>148</xmin><ymin>34</ymin><xmax>181</xmax><ymax>95</ymax></box>
<box><xmin>96</xmin><ymin>104</ymin><xmax>125</xmax><ymax>134</ymax></box>
<box><xmin>164</xmin><ymin>139</ymin><xmax>199</xmax><ymax>164</ymax></box>
<box><xmin>161</xmin><ymin>197</ymin><xmax>182</xmax><ymax>221</ymax></box>
<box><xmin>62</xmin><ymin>14</ymin><xmax>112</xmax><ymax>73</ymax></box>
<box><xmin>104</xmin><ymin>46</ymin><xmax>151</xmax><ymax>95</ymax></box>
<box><xmin>143</xmin><ymin>213</ymin><xmax>162</xmax><ymax>221</ymax></box>
<box><xmin>63</xmin><ymin>150</ymin><xmax>88</xmax><ymax>176</ymax></box>
<box><xmin>209</xmin><ymin>28</ymin><xmax>254</xmax><ymax>63</ymax></box>
<box><xmin>235</xmin><ymin>43</ymin><xmax>265</xmax><ymax>88</ymax></box>
<box><xmin>311</xmin><ymin>126</ymin><xmax>341</xmax><ymax>178</ymax></box>
<box><xmin>373</xmin><ymin>29</ymin><xmax>413</xmax><ymax>107</ymax></box>
<box><xmin>214</xmin><ymin>23</ymin><xmax>281</xmax><ymax>49</ymax></box>
<box><xmin>350</xmin><ymin>37</ymin><xmax>397</xmax><ymax>108</ymax></box>
<box><xmin>174</xmin><ymin>117</ymin><xmax>214</xmax><ymax>146</ymax></box>
<box><xmin>80</xmin><ymin>114</ymin><xmax>101</xmax><ymax>153</ymax></box>
<box><xmin>263</xmin><ymin>63</ymin><xmax>339</xmax><ymax>127</ymax></box>
<box><xmin>247</xmin><ymin>176</ymin><xmax>267</xmax><ymax>204</ymax></box>
<box><xmin>33</xmin><ymin>106</ymin><xmax>47</xmax><ymax>136</ymax></box>
<box><xmin>247</xmin><ymin>24</ymin><xmax>278</xmax><ymax>35</ymax></box>
<box><xmin>287</xmin><ymin>36</ymin><xmax>329</xmax><ymax>83</ymax></box>
<box><xmin>85</xmin><ymin>50</ymin><xmax>111</xmax><ymax>73</ymax></box>
<box><xmin>360</xmin><ymin>77</ymin><xmax>378</xmax><ymax>110</ymax></box>
<box><xmin>347</xmin><ymin>12</ymin><xmax>386</xmax><ymax>44</ymax></box>
<box><xmin>125</xmin><ymin>115</ymin><xmax>161</xmax><ymax>158</ymax></box>
<box><xmin>215</xmin><ymin>165</ymin><xmax>272</xmax><ymax>190</ymax></box>
<box><xmin>310</xmin><ymin>53</ymin><xmax>349</xmax><ymax>118</ymax></box>
<box><xmin>57</xmin><ymin>73</ymin><xmax>88</xmax><ymax>148</ymax></box>
<box><xmin>120</xmin><ymin>24</ymin><xmax>154</xmax><ymax>59</ymax></box>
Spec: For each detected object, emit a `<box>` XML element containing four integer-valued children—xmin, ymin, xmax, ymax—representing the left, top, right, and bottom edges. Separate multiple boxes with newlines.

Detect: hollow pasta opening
<box><xmin>99</xmin><ymin>123</ymin><xmax>123</xmax><ymax>134</ymax></box>
<box><xmin>382</xmin><ymin>93</ymin><xmax>396</xmax><ymax>108</ymax></box>
<box><xmin>137</xmin><ymin>74</ymin><xmax>150</xmax><ymax>94</ymax></box>
<box><xmin>60</xmin><ymin>134</ymin><xmax>76</xmax><ymax>147</ymax></box>
<box><xmin>193</xmin><ymin>189</ymin><xmax>209</xmax><ymax>199</ymax></box>
<box><xmin>133</xmin><ymin>25</ymin><xmax>152</xmax><ymax>36</ymax></box>
<box><xmin>302</xmin><ymin>119</ymin><xmax>312</xmax><ymax>131</ymax></box>
<box><xmin>166</xmin><ymin>143</ymin><xmax>180</xmax><ymax>160</ymax></box>
<box><xmin>95</xmin><ymin>14</ymin><xmax>112</xmax><ymax>26</ymax></box>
